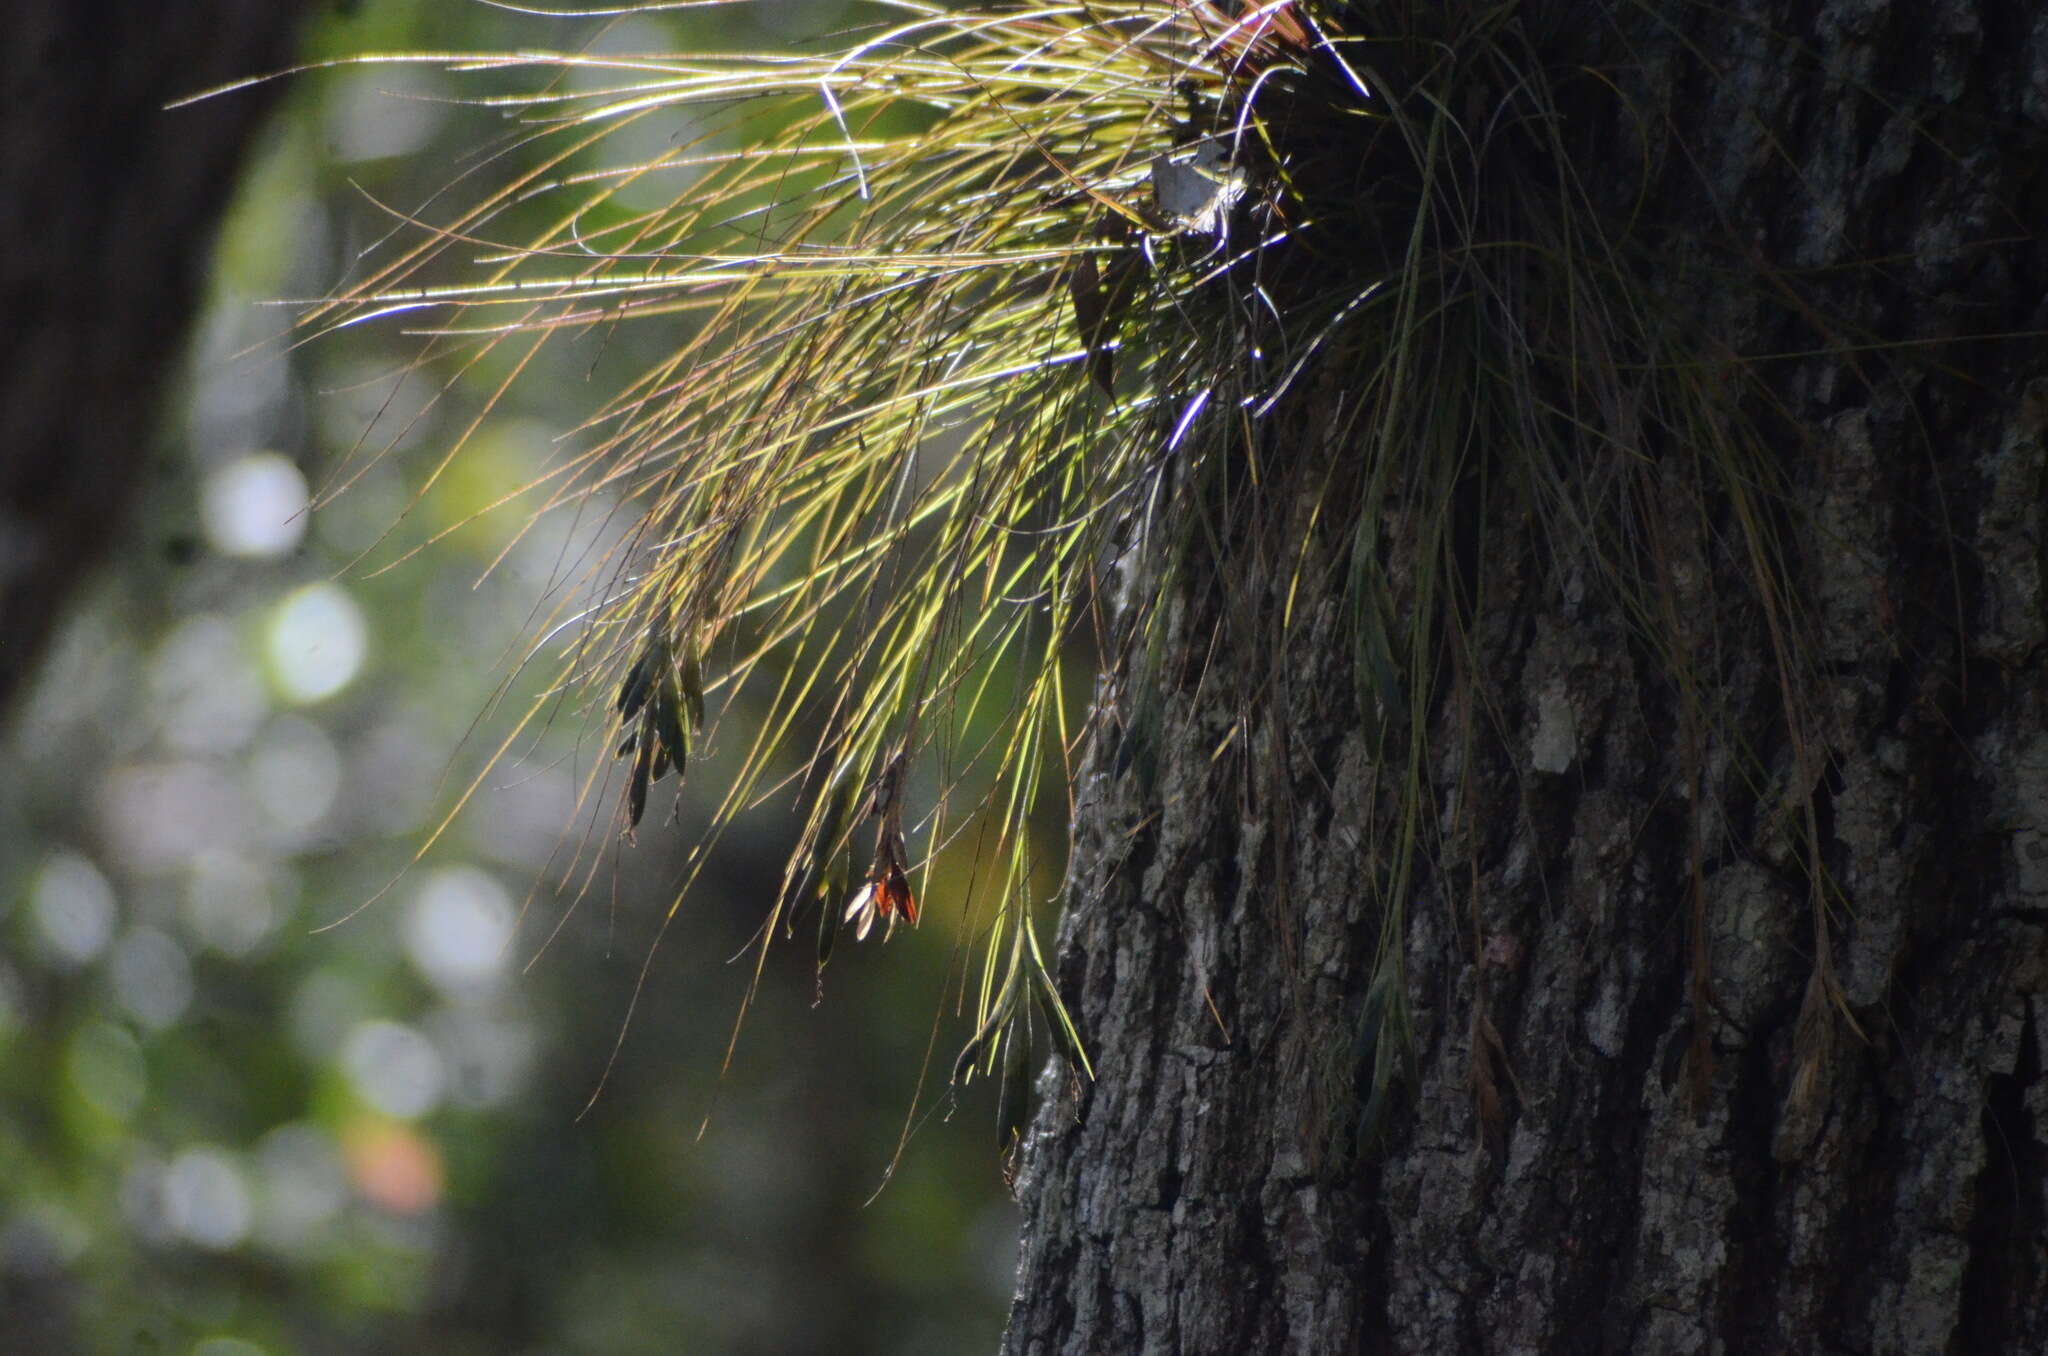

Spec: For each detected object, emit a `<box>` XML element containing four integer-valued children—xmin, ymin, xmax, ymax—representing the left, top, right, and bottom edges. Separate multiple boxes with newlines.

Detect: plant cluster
<box><xmin>246</xmin><ymin>0</ymin><xmax>1859</xmax><ymax>1150</ymax></box>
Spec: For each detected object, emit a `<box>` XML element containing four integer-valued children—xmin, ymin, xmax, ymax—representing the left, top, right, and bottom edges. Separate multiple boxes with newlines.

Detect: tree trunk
<box><xmin>1006</xmin><ymin>3</ymin><xmax>2048</xmax><ymax>1352</ymax></box>
<box><xmin>0</xmin><ymin>0</ymin><xmax>306</xmax><ymax>714</ymax></box>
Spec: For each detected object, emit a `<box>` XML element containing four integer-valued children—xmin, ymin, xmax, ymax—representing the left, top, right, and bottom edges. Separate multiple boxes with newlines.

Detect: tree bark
<box><xmin>0</xmin><ymin>0</ymin><xmax>307</xmax><ymax>714</ymax></box>
<box><xmin>1006</xmin><ymin>3</ymin><xmax>2048</xmax><ymax>1352</ymax></box>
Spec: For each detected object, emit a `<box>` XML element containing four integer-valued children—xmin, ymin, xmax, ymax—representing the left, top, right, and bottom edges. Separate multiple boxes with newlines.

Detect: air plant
<box><xmin>204</xmin><ymin>0</ymin><xmax>1867</xmax><ymax>1149</ymax></box>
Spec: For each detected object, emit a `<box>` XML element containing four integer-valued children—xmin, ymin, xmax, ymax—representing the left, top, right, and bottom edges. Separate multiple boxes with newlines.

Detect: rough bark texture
<box><xmin>0</xmin><ymin>0</ymin><xmax>306</xmax><ymax>714</ymax></box>
<box><xmin>1007</xmin><ymin>3</ymin><xmax>2048</xmax><ymax>1352</ymax></box>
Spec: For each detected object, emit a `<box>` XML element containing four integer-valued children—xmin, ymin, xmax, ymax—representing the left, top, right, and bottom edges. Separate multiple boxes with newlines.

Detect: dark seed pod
<box><xmin>655</xmin><ymin>681</ymin><xmax>688</xmax><ymax>773</ymax></box>
<box><xmin>616</xmin><ymin>650</ymin><xmax>655</xmax><ymax>721</ymax></box>
<box><xmin>627</xmin><ymin>727</ymin><xmax>654</xmax><ymax>830</ymax></box>
<box><xmin>679</xmin><ymin>650</ymin><xmax>706</xmax><ymax>733</ymax></box>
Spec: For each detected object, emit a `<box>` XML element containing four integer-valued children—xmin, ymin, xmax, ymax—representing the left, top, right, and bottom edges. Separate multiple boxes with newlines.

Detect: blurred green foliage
<box><xmin>0</xmin><ymin>3</ymin><xmax>1021</xmax><ymax>1351</ymax></box>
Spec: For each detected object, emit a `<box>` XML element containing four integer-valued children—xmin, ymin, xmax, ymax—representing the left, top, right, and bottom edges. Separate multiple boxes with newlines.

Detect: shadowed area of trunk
<box><xmin>0</xmin><ymin>1</ymin><xmax>306</xmax><ymax>714</ymax></box>
<box><xmin>1006</xmin><ymin>3</ymin><xmax>2048</xmax><ymax>1351</ymax></box>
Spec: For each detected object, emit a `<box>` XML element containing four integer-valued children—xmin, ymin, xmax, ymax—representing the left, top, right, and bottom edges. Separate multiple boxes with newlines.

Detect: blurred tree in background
<box><xmin>0</xmin><ymin>3</ymin><xmax>1017</xmax><ymax>1352</ymax></box>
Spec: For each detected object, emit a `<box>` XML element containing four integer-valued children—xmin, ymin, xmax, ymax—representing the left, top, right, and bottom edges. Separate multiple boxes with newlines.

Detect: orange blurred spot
<box><xmin>342</xmin><ymin>1119</ymin><xmax>444</xmax><ymax>1216</ymax></box>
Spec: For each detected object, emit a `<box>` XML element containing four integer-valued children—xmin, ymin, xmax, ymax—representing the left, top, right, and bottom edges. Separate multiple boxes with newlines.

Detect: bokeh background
<box><xmin>0</xmin><ymin>3</ymin><xmax>1028</xmax><ymax>1351</ymax></box>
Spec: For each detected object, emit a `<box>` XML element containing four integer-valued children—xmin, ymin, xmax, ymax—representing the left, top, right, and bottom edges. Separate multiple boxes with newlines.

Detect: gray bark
<box><xmin>0</xmin><ymin>0</ymin><xmax>306</xmax><ymax>714</ymax></box>
<box><xmin>1006</xmin><ymin>3</ymin><xmax>2048</xmax><ymax>1352</ymax></box>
